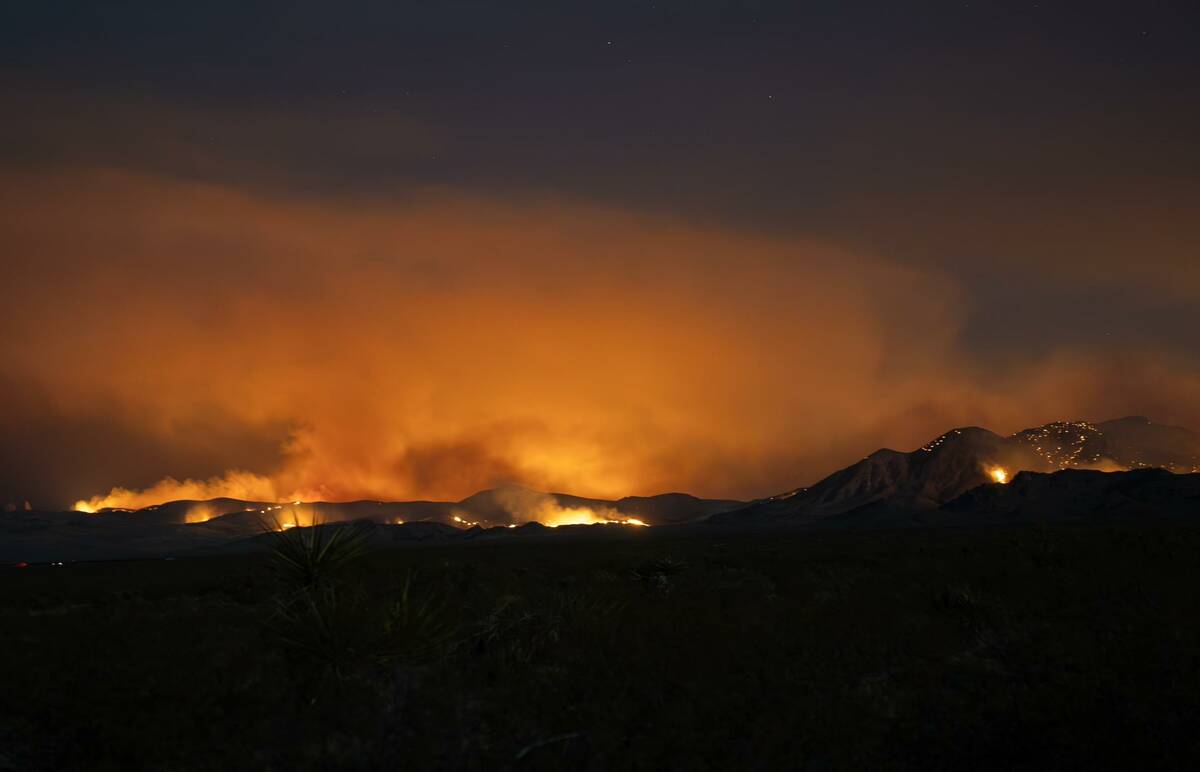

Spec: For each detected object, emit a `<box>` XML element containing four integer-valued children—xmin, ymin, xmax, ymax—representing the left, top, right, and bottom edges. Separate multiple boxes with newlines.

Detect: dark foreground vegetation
<box><xmin>3</xmin><ymin>520</ymin><xmax>1200</xmax><ymax>771</ymax></box>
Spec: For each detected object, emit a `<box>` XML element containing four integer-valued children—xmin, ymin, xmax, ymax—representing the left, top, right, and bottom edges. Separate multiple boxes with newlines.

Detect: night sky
<box><xmin>2</xmin><ymin>1</ymin><xmax>1199</xmax><ymax>509</ymax></box>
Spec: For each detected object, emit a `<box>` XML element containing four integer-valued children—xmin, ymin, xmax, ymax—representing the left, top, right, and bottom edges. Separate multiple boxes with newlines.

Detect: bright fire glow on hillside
<box><xmin>485</xmin><ymin>488</ymin><xmax>650</xmax><ymax>528</ymax></box>
<box><xmin>5</xmin><ymin>170</ymin><xmax>1199</xmax><ymax>524</ymax></box>
<box><xmin>448</xmin><ymin>501</ymin><xmax>648</xmax><ymax>528</ymax></box>
<box><xmin>72</xmin><ymin>488</ymin><xmax>649</xmax><ymax>529</ymax></box>
<box><xmin>71</xmin><ymin>471</ymin><xmax>284</xmax><ymax>514</ymax></box>
<box><xmin>539</xmin><ymin>507</ymin><xmax>647</xmax><ymax>528</ymax></box>
<box><xmin>185</xmin><ymin>503</ymin><xmax>216</xmax><ymax>524</ymax></box>
<box><xmin>989</xmin><ymin>467</ymin><xmax>1010</xmax><ymax>484</ymax></box>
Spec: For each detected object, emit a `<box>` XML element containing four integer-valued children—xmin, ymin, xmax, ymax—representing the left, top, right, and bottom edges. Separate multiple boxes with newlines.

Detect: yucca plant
<box><xmin>263</xmin><ymin>517</ymin><xmax>371</xmax><ymax>592</ymax></box>
<box><xmin>472</xmin><ymin>594</ymin><xmax>560</xmax><ymax>667</ymax></box>
<box><xmin>932</xmin><ymin>583</ymin><xmax>995</xmax><ymax>632</ymax></box>
<box><xmin>377</xmin><ymin>572</ymin><xmax>458</xmax><ymax>665</ymax></box>
<box><xmin>269</xmin><ymin>584</ymin><xmax>371</xmax><ymax>688</ymax></box>
<box><xmin>553</xmin><ymin>590</ymin><xmax>626</xmax><ymax>627</ymax></box>
<box><xmin>632</xmin><ymin>555</ymin><xmax>688</xmax><ymax>594</ymax></box>
<box><xmin>632</xmin><ymin>555</ymin><xmax>689</xmax><ymax>580</ymax></box>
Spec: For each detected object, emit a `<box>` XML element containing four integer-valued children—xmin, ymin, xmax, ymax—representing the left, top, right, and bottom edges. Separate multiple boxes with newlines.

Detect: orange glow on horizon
<box><xmin>185</xmin><ymin>503</ymin><xmax>216</xmax><ymax>523</ymax></box>
<box><xmin>11</xmin><ymin>170</ymin><xmax>1196</xmax><ymax>516</ymax></box>
<box><xmin>538</xmin><ymin>507</ymin><xmax>648</xmax><ymax>528</ymax></box>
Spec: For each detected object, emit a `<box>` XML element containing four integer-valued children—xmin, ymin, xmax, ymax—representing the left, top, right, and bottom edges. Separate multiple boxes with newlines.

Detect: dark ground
<box><xmin>2</xmin><ymin>520</ymin><xmax>1199</xmax><ymax>771</ymax></box>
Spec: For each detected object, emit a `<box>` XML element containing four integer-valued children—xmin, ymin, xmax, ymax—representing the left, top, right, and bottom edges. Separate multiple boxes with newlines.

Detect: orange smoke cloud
<box><xmin>485</xmin><ymin>487</ymin><xmax>646</xmax><ymax>528</ymax></box>
<box><xmin>2</xmin><ymin>168</ymin><xmax>1199</xmax><ymax>510</ymax></box>
<box><xmin>73</xmin><ymin>471</ymin><xmax>278</xmax><ymax>513</ymax></box>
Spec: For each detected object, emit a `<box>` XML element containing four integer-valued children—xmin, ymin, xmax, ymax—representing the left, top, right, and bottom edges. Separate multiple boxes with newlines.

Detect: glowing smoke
<box><xmin>1</xmin><ymin>169</ymin><xmax>1197</xmax><ymax>511</ymax></box>
<box><xmin>490</xmin><ymin>488</ymin><xmax>646</xmax><ymax>528</ymax></box>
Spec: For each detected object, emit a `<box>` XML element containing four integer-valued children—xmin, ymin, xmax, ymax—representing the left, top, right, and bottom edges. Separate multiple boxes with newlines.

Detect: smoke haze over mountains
<box><xmin>3</xmin><ymin>2</ymin><xmax>1200</xmax><ymax>508</ymax></box>
<box><xmin>3</xmin><ymin>163</ymin><xmax>1198</xmax><ymax>509</ymax></box>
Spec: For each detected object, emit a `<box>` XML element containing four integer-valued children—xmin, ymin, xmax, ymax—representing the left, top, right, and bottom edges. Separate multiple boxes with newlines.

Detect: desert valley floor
<box><xmin>3</xmin><ymin>518</ymin><xmax>1199</xmax><ymax>771</ymax></box>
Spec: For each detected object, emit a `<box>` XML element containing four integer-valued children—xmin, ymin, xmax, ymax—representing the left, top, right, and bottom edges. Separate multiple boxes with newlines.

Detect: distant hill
<box><xmin>713</xmin><ymin>417</ymin><xmax>1200</xmax><ymax>524</ymax></box>
<box><xmin>77</xmin><ymin>486</ymin><xmax>742</xmax><ymax>530</ymax></box>
<box><xmin>0</xmin><ymin>487</ymin><xmax>743</xmax><ymax>563</ymax></box>
<box><xmin>938</xmin><ymin>467</ymin><xmax>1200</xmax><ymax>524</ymax></box>
<box><xmin>5</xmin><ymin>416</ymin><xmax>1198</xmax><ymax>563</ymax></box>
<box><xmin>1010</xmin><ymin>417</ymin><xmax>1200</xmax><ymax>471</ymax></box>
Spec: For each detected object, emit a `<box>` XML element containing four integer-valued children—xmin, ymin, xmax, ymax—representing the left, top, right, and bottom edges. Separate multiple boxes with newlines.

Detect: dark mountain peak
<box><xmin>1009</xmin><ymin>420</ymin><xmax>1107</xmax><ymax>468</ymax></box>
<box><xmin>938</xmin><ymin>467</ymin><xmax>1200</xmax><ymax>525</ymax></box>
<box><xmin>619</xmin><ymin>491</ymin><xmax>699</xmax><ymax>504</ymax></box>
<box><xmin>919</xmin><ymin>426</ymin><xmax>1006</xmax><ymax>452</ymax></box>
<box><xmin>616</xmin><ymin>492</ymin><xmax>745</xmax><ymax>523</ymax></box>
<box><xmin>1095</xmin><ymin>415</ymin><xmax>1195</xmax><ymax>438</ymax></box>
<box><xmin>1011</xmin><ymin>416</ymin><xmax>1200</xmax><ymax>473</ymax></box>
<box><xmin>717</xmin><ymin>426</ymin><xmax>1014</xmax><ymax>523</ymax></box>
<box><xmin>456</xmin><ymin>484</ymin><xmax>537</xmax><ymax>506</ymax></box>
<box><xmin>947</xmin><ymin>426</ymin><xmax>999</xmax><ymax>439</ymax></box>
<box><xmin>715</xmin><ymin>416</ymin><xmax>1199</xmax><ymax>525</ymax></box>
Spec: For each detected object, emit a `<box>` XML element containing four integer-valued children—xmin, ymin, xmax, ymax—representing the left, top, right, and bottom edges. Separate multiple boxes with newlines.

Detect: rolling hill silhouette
<box><xmin>0</xmin><ymin>487</ymin><xmax>743</xmax><ymax>562</ymax></box>
<box><xmin>713</xmin><ymin>416</ymin><xmax>1200</xmax><ymax>524</ymax></box>
<box><xmin>4</xmin><ymin>417</ymin><xmax>1198</xmax><ymax>563</ymax></box>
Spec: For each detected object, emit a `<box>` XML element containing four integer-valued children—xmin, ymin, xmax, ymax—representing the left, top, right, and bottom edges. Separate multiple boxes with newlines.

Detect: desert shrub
<box><xmin>268</xmin><ymin>584</ymin><xmax>375</xmax><ymax>690</ymax></box>
<box><xmin>265</xmin><ymin>520</ymin><xmax>370</xmax><ymax>591</ymax></box>
<box><xmin>933</xmin><ymin>583</ymin><xmax>993</xmax><ymax>631</ymax></box>
<box><xmin>472</xmin><ymin>594</ymin><xmax>562</xmax><ymax>667</ymax></box>
<box><xmin>553</xmin><ymin>589</ymin><xmax>625</xmax><ymax>629</ymax></box>
<box><xmin>1028</xmin><ymin>523</ymin><xmax>1064</xmax><ymax>570</ymax></box>
<box><xmin>631</xmin><ymin>555</ymin><xmax>688</xmax><ymax>594</ymax></box>
<box><xmin>805</xmin><ymin>564</ymin><xmax>860</xmax><ymax>604</ymax></box>
<box><xmin>377</xmin><ymin>572</ymin><xmax>458</xmax><ymax>666</ymax></box>
<box><xmin>265</xmin><ymin>547</ymin><xmax>458</xmax><ymax>706</ymax></box>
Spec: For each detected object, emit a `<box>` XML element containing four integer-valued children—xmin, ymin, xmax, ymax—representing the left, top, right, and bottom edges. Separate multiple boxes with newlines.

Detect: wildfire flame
<box><xmin>72</xmin><ymin>470</ymin><xmax>282</xmax><ymax>514</ymax></box>
<box><xmin>446</xmin><ymin>500</ymin><xmax>648</xmax><ymax>528</ymax></box>
<box><xmin>989</xmin><ymin>467</ymin><xmax>1010</xmax><ymax>484</ymax></box>
<box><xmin>72</xmin><ymin>490</ymin><xmax>650</xmax><ymax>529</ymax></box>
<box><xmin>537</xmin><ymin>506</ymin><xmax>647</xmax><ymax>528</ymax></box>
<box><xmin>185</xmin><ymin>503</ymin><xmax>217</xmax><ymax>524</ymax></box>
<box><xmin>487</xmin><ymin>487</ymin><xmax>649</xmax><ymax>528</ymax></box>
